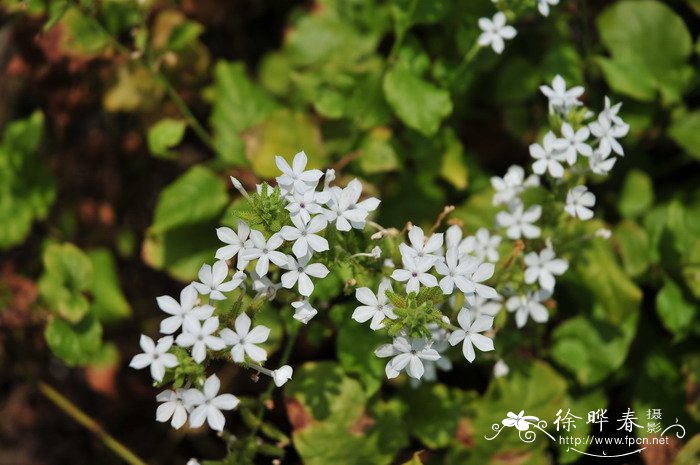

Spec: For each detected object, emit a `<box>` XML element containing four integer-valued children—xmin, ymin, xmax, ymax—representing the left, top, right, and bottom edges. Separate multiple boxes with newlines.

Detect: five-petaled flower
<box><xmin>129</xmin><ymin>335</ymin><xmax>178</xmax><ymax>381</ymax></box>
<box><xmin>184</xmin><ymin>374</ymin><xmax>239</xmax><ymax>432</ymax></box>
<box><xmin>478</xmin><ymin>12</ymin><xmax>517</xmax><ymax>54</ymax></box>
<box><xmin>220</xmin><ymin>313</ymin><xmax>270</xmax><ymax>363</ymax></box>
<box><xmin>375</xmin><ymin>335</ymin><xmax>441</xmax><ymax>379</ymax></box>
<box><xmin>448</xmin><ymin>309</ymin><xmax>495</xmax><ymax>363</ymax></box>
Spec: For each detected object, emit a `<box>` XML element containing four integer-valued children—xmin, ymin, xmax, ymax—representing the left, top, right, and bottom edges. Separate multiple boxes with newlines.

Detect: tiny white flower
<box><xmin>595</xmin><ymin>228</ymin><xmax>612</xmax><ymax>239</ymax></box>
<box><xmin>193</xmin><ymin>261</ymin><xmax>244</xmax><ymax>300</ymax></box>
<box><xmin>435</xmin><ymin>249</ymin><xmax>497</xmax><ymax>303</ymax></box>
<box><xmin>220</xmin><ymin>313</ymin><xmax>270</xmax><ymax>363</ymax></box>
<box><xmin>496</xmin><ymin>200</ymin><xmax>542</xmax><ymax>239</ymax></box>
<box><xmin>239</xmin><ymin>231</ymin><xmax>288</xmax><ymax>277</ymax></box>
<box><xmin>286</xmin><ymin>189</ymin><xmax>329</xmax><ymax>224</ymax></box>
<box><xmin>280</xmin><ymin>214</ymin><xmax>329</xmax><ymax>258</ymax></box>
<box><xmin>292</xmin><ymin>299</ymin><xmax>318</xmax><ymax>324</ymax></box>
<box><xmin>353</xmin><ymin>279</ymin><xmax>397</xmax><ymax>330</ymax></box>
<box><xmin>375</xmin><ymin>335</ymin><xmax>441</xmax><ymax>379</ymax></box>
<box><xmin>491</xmin><ymin>165</ymin><xmax>540</xmax><ymax>206</ymax></box>
<box><xmin>537</xmin><ymin>0</ymin><xmax>559</xmax><ymax>16</ymax></box>
<box><xmin>281</xmin><ymin>254</ymin><xmax>330</xmax><ymax>297</ymax></box>
<box><xmin>156</xmin><ymin>389</ymin><xmax>188</xmax><ymax>429</ymax></box>
<box><xmin>345</xmin><ymin>179</ymin><xmax>381</xmax><ymax>229</ymax></box>
<box><xmin>251</xmin><ymin>271</ymin><xmax>282</xmax><ymax>300</ymax></box>
<box><xmin>589</xmin><ymin>113</ymin><xmax>629</xmax><ymax>157</ymax></box>
<box><xmin>448</xmin><ymin>308</ymin><xmax>495</xmax><ymax>363</ymax></box>
<box><xmin>464</xmin><ymin>294</ymin><xmax>503</xmax><ymax>319</ymax></box>
<box><xmin>493</xmin><ymin>359</ymin><xmax>510</xmax><ymax>378</ymax></box>
<box><xmin>176</xmin><ymin>316</ymin><xmax>226</xmax><ymax>363</ymax></box>
<box><xmin>601</xmin><ymin>96</ymin><xmax>626</xmax><ymax>127</ymax></box>
<box><xmin>275</xmin><ymin>151</ymin><xmax>324</xmax><ymax>194</ymax></box>
<box><xmin>215</xmin><ymin>220</ymin><xmax>250</xmax><ymax>261</ymax></box>
<box><xmin>459</xmin><ymin>228</ymin><xmax>501</xmax><ymax>263</ymax></box>
<box><xmin>540</xmin><ymin>75</ymin><xmax>584</xmax><ymax>114</ymax></box>
<box><xmin>589</xmin><ymin>150</ymin><xmax>617</xmax><ymax>175</ymax></box>
<box><xmin>565</xmin><ymin>185</ymin><xmax>595</xmax><ymax>220</ymax></box>
<box><xmin>530</xmin><ymin>132</ymin><xmax>566</xmax><ymax>177</ymax></box>
<box><xmin>555</xmin><ymin>123</ymin><xmax>592</xmax><ymax>165</ymax></box>
<box><xmin>129</xmin><ymin>335</ymin><xmax>178</xmax><ymax>381</ymax></box>
<box><xmin>323</xmin><ymin>185</ymin><xmax>368</xmax><ymax>231</ymax></box>
<box><xmin>391</xmin><ymin>254</ymin><xmax>438</xmax><ymax>293</ymax></box>
<box><xmin>272</xmin><ymin>365</ymin><xmax>293</xmax><ymax>387</ymax></box>
<box><xmin>157</xmin><ymin>284</ymin><xmax>214</xmax><ymax>334</ymax></box>
<box><xmin>478</xmin><ymin>12</ymin><xmax>517</xmax><ymax>54</ymax></box>
<box><xmin>399</xmin><ymin>226</ymin><xmax>444</xmax><ymax>264</ymax></box>
<box><xmin>506</xmin><ymin>290</ymin><xmax>551</xmax><ymax>327</ymax></box>
<box><xmin>184</xmin><ymin>374</ymin><xmax>239</xmax><ymax>432</ymax></box>
<box><xmin>523</xmin><ymin>247</ymin><xmax>569</xmax><ymax>291</ymax></box>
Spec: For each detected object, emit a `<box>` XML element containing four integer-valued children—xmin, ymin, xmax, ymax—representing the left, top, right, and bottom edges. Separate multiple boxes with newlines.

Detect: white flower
<box><xmin>435</xmin><ymin>249</ymin><xmax>497</xmax><ymax>303</ymax></box>
<box><xmin>555</xmin><ymin>123</ymin><xmax>592</xmax><ymax>165</ymax></box>
<box><xmin>391</xmin><ymin>254</ymin><xmax>438</xmax><ymax>293</ymax></box>
<box><xmin>275</xmin><ymin>151</ymin><xmax>324</xmax><ymax>194</ymax></box>
<box><xmin>292</xmin><ymin>299</ymin><xmax>318</xmax><ymax>324</ymax></box>
<box><xmin>502</xmin><ymin>411</ymin><xmax>539</xmax><ymax>431</ymax></box>
<box><xmin>478</xmin><ymin>12</ymin><xmax>517</xmax><ymax>54</ymax></box>
<box><xmin>281</xmin><ymin>254</ymin><xmax>330</xmax><ymax>297</ymax></box>
<box><xmin>280</xmin><ymin>214</ymin><xmax>329</xmax><ymax>258</ymax></box>
<box><xmin>156</xmin><ymin>389</ymin><xmax>188</xmax><ymax>429</ymax></box>
<box><xmin>399</xmin><ymin>226</ymin><xmax>444</xmax><ymax>263</ymax></box>
<box><xmin>286</xmin><ymin>189</ymin><xmax>329</xmax><ymax>224</ymax></box>
<box><xmin>565</xmin><ymin>185</ymin><xmax>595</xmax><ymax>220</ymax></box>
<box><xmin>601</xmin><ymin>96</ymin><xmax>625</xmax><ymax>127</ymax></box>
<box><xmin>493</xmin><ymin>359</ymin><xmax>510</xmax><ymax>378</ymax></box>
<box><xmin>272</xmin><ymin>365</ymin><xmax>293</xmax><ymax>387</ymax></box>
<box><xmin>595</xmin><ymin>228</ymin><xmax>612</xmax><ymax>239</ymax></box>
<box><xmin>176</xmin><ymin>316</ymin><xmax>225</xmax><ymax>363</ymax></box>
<box><xmin>193</xmin><ymin>261</ymin><xmax>244</xmax><ymax>301</ymax></box>
<box><xmin>353</xmin><ymin>279</ymin><xmax>397</xmax><ymax>330</ymax></box>
<box><xmin>129</xmin><ymin>335</ymin><xmax>178</xmax><ymax>381</ymax></box>
<box><xmin>589</xmin><ymin>113</ymin><xmax>629</xmax><ymax>157</ymax></box>
<box><xmin>465</xmin><ymin>294</ymin><xmax>503</xmax><ymax>319</ymax></box>
<box><xmin>375</xmin><ymin>335</ymin><xmax>441</xmax><ymax>379</ymax></box>
<box><xmin>530</xmin><ymin>132</ymin><xmax>566</xmax><ymax>177</ymax></box>
<box><xmin>184</xmin><ymin>374</ymin><xmax>239</xmax><ymax>432</ymax></box>
<box><xmin>459</xmin><ymin>228</ymin><xmax>501</xmax><ymax>263</ymax></box>
<box><xmin>157</xmin><ymin>284</ymin><xmax>214</xmax><ymax>334</ymax></box>
<box><xmin>215</xmin><ymin>220</ymin><xmax>250</xmax><ymax>261</ymax></box>
<box><xmin>523</xmin><ymin>247</ymin><xmax>568</xmax><ymax>291</ymax></box>
<box><xmin>506</xmin><ymin>290</ymin><xmax>551</xmax><ymax>327</ymax></box>
<box><xmin>589</xmin><ymin>150</ymin><xmax>617</xmax><ymax>175</ymax></box>
<box><xmin>537</xmin><ymin>0</ymin><xmax>559</xmax><ymax>16</ymax></box>
<box><xmin>345</xmin><ymin>179</ymin><xmax>381</xmax><ymax>229</ymax></box>
<box><xmin>323</xmin><ymin>185</ymin><xmax>368</xmax><ymax>231</ymax></box>
<box><xmin>239</xmin><ymin>231</ymin><xmax>288</xmax><ymax>277</ymax></box>
<box><xmin>540</xmin><ymin>75</ymin><xmax>584</xmax><ymax>114</ymax></box>
<box><xmin>491</xmin><ymin>165</ymin><xmax>540</xmax><ymax>206</ymax></box>
<box><xmin>220</xmin><ymin>313</ymin><xmax>270</xmax><ymax>363</ymax></box>
<box><xmin>251</xmin><ymin>271</ymin><xmax>282</xmax><ymax>300</ymax></box>
<box><xmin>496</xmin><ymin>200</ymin><xmax>542</xmax><ymax>239</ymax></box>
<box><xmin>445</xmin><ymin>224</ymin><xmax>465</xmax><ymax>250</ymax></box>
<box><xmin>448</xmin><ymin>308</ymin><xmax>495</xmax><ymax>363</ymax></box>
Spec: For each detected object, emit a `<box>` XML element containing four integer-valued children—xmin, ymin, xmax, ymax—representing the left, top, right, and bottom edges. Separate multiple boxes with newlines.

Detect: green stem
<box><xmin>451</xmin><ymin>40</ymin><xmax>481</xmax><ymax>84</ymax></box>
<box><xmin>38</xmin><ymin>382</ymin><xmax>148</xmax><ymax>465</ymax></box>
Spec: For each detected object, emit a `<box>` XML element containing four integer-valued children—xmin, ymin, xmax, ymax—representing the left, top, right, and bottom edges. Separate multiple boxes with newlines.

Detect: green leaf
<box><xmin>45</xmin><ymin>315</ymin><xmax>103</xmax><ymax>366</ymax></box>
<box><xmin>336</xmin><ymin>317</ymin><xmax>386</xmax><ymax>396</ymax></box>
<box><xmin>357</xmin><ymin>127</ymin><xmax>400</xmax><ymax>174</ymax></box>
<box><xmin>103</xmin><ymin>65</ymin><xmax>164</xmax><ymax>113</ymax></box>
<box><xmin>391</xmin><ymin>0</ymin><xmax>449</xmax><ymax>31</ymax></box>
<box><xmin>39</xmin><ymin>243</ymin><xmax>93</xmax><ymax>323</ymax></box>
<box><xmin>668</xmin><ymin>110</ymin><xmax>700</xmax><ymax>160</ymax></box>
<box><xmin>87</xmin><ymin>248</ymin><xmax>131</xmax><ymax>322</ymax></box>
<box><xmin>614</xmin><ymin>220</ymin><xmax>650</xmax><ymax>278</ymax></box>
<box><xmin>54</xmin><ymin>7</ymin><xmax>111</xmax><ymax>56</ymax></box>
<box><xmin>440</xmin><ymin>129</ymin><xmax>469</xmax><ymax>190</ymax></box>
<box><xmin>618</xmin><ymin>169</ymin><xmax>654</xmax><ymax>219</ymax></box>
<box><xmin>147</xmin><ymin>118</ymin><xmax>186</xmax><ymax>158</ymax></box>
<box><xmin>656</xmin><ymin>277</ymin><xmax>696</xmax><ymax>340</ymax></box>
<box><xmin>596</xmin><ymin>0</ymin><xmax>693</xmax><ymax>102</ymax></box>
<box><xmin>383</xmin><ymin>65</ymin><xmax>453</xmax><ymax>136</ymax></box>
<box><xmin>209</xmin><ymin>61</ymin><xmax>278</xmax><ymax>165</ymax></box>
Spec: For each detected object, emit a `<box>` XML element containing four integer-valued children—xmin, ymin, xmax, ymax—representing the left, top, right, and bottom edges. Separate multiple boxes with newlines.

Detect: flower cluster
<box><xmin>479</xmin><ymin>0</ymin><xmax>561</xmax><ymax>54</ymax></box>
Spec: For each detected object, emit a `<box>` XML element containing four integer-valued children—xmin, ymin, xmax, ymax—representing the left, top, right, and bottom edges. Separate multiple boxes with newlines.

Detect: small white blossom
<box><xmin>272</xmin><ymin>365</ymin><xmax>293</xmax><ymax>387</ymax></box>
<box><xmin>506</xmin><ymin>290</ymin><xmax>551</xmax><ymax>327</ymax></box>
<box><xmin>493</xmin><ymin>359</ymin><xmax>510</xmax><ymax>378</ymax></box>
<box><xmin>353</xmin><ymin>279</ymin><xmax>396</xmax><ymax>330</ymax></box>
<box><xmin>280</xmin><ymin>214</ymin><xmax>329</xmax><ymax>258</ymax></box>
<box><xmin>523</xmin><ymin>248</ymin><xmax>568</xmax><ymax>291</ymax></box>
<box><xmin>251</xmin><ymin>271</ymin><xmax>282</xmax><ymax>300</ymax></box>
<box><xmin>176</xmin><ymin>317</ymin><xmax>226</xmax><ymax>363</ymax></box>
<box><xmin>491</xmin><ymin>165</ymin><xmax>540</xmax><ymax>206</ymax></box>
<box><xmin>530</xmin><ymin>132</ymin><xmax>566</xmax><ymax>177</ymax></box>
<box><xmin>184</xmin><ymin>374</ymin><xmax>239</xmax><ymax>432</ymax></box>
<box><xmin>156</xmin><ymin>389</ymin><xmax>188</xmax><ymax>429</ymax></box>
<box><xmin>281</xmin><ymin>254</ymin><xmax>330</xmax><ymax>297</ymax></box>
<box><xmin>323</xmin><ymin>184</ymin><xmax>368</xmax><ymax>231</ymax></box>
<box><xmin>555</xmin><ymin>123</ymin><xmax>592</xmax><ymax>165</ymax></box>
<box><xmin>292</xmin><ymin>299</ymin><xmax>318</xmax><ymax>324</ymax></box>
<box><xmin>565</xmin><ymin>185</ymin><xmax>595</xmax><ymax>220</ymax></box>
<box><xmin>275</xmin><ymin>151</ymin><xmax>323</xmax><ymax>194</ymax></box>
<box><xmin>375</xmin><ymin>335</ymin><xmax>441</xmax><ymax>379</ymax></box>
<box><xmin>239</xmin><ymin>231</ymin><xmax>287</xmax><ymax>277</ymax></box>
<box><xmin>220</xmin><ymin>313</ymin><xmax>270</xmax><ymax>363</ymax></box>
<box><xmin>496</xmin><ymin>200</ymin><xmax>542</xmax><ymax>239</ymax></box>
<box><xmin>435</xmin><ymin>249</ymin><xmax>497</xmax><ymax>303</ymax></box>
<box><xmin>157</xmin><ymin>284</ymin><xmax>214</xmax><ymax>334</ymax></box>
<box><xmin>345</xmin><ymin>179</ymin><xmax>381</xmax><ymax>229</ymax></box>
<box><xmin>193</xmin><ymin>261</ymin><xmax>244</xmax><ymax>301</ymax></box>
<box><xmin>286</xmin><ymin>189</ymin><xmax>329</xmax><ymax>224</ymax></box>
<box><xmin>465</xmin><ymin>294</ymin><xmax>503</xmax><ymax>319</ymax></box>
<box><xmin>589</xmin><ymin>150</ymin><xmax>617</xmax><ymax>175</ymax></box>
<box><xmin>589</xmin><ymin>112</ymin><xmax>629</xmax><ymax>157</ymax></box>
<box><xmin>459</xmin><ymin>228</ymin><xmax>501</xmax><ymax>263</ymax></box>
<box><xmin>448</xmin><ymin>308</ymin><xmax>495</xmax><ymax>363</ymax></box>
<box><xmin>399</xmin><ymin>226</ymin><xmax>444</xmax><ymax>264</ymax></box>
<box><xmin>540</xmin><ymin>75</ymin><xmax>584</xmax><ymax>114</ymax></box>
<box><xmin>601</xmin><ymin>96</ymin><xmax>625</xmax><ymax>127</ymax></box>
<box><xmin>595</xmin><ymin>228</ymin><xmax>612</xmax><ymax>240</ymax></box>
<box><xmin>537</xmin><ymin>0</ymin><xmax>559</xmax><ymax>16</ymax></box>
<box><xmin>391</xmin><ymin>254</ymin><xmax>439</xmax><ymax>293</ymax></box>
<box><xmin>129</xmin><ymin>335</ymin><xmax>178</xmax><ymax>381</ymax></box>
<box><xmin>478</xmin><ymin>12</ymin><xmax>517</xmax><ymax>54</ymax></box>
<box><xmin>215</xmin><ymin>220</ymin><xmax>250</xmax><ymax>261</ymax></box>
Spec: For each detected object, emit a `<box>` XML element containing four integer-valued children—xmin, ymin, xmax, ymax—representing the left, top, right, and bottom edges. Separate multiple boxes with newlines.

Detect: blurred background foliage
<box><xmin>0</xmin><ymin>0</ymin><xmax>699</xmax><ymax>464</ymax></box>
